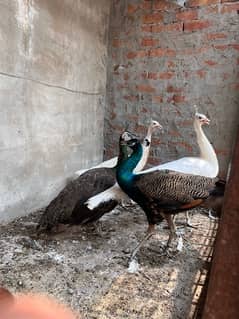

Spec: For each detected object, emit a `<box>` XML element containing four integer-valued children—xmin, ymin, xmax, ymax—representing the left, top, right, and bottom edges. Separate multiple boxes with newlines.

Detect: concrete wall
<box><xmin>104</xmin><ymin>0</ymin><xmax>239</xmax><ymax>176</ymax></box>
<box><xmin>0</xmin><ymin>0</ymin><xmax>110</xmax><ymax>221</ymax></box>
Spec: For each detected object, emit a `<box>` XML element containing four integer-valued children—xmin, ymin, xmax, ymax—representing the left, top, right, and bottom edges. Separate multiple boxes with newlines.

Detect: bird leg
<box><xmin>162</xmin><ymin>214</ymin><xmax>177</xmax><ymax>248</ymax></box>
<box><xmin>130</xmin><ymin>224</ymin><xmax>155</xmax><ymax>261</ymax></box>
<box><xmin>92</xmin><ymin>220</ymin><xmax>103</xmax><ymax>234</ymax></box>
<box><xmin>185</xmin><ymin>212</ymin><xmax>192</xmax><ymax>227</ymax></box>
<box><xmin>160</xmin><ymin>213</ymin><xmax>183</xmax><ymax>252</ymax></box>
<box><xmin>163</xmin><ymin>214</ymin><xmax>177</xmax><ymax>229</ymax></box>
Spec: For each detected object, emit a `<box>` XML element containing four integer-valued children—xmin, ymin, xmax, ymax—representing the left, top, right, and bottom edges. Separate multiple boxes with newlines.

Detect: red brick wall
<box><xmin>104</xmin><ymin>0</ymin><xmax>239</xmax><ymax>176</ymax></box>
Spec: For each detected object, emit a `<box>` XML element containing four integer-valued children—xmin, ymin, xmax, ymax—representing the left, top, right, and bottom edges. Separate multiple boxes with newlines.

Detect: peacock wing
<box><xmin>68</xmin><ymin>167</ymin><xmax>117</xmax><ymax>224</ymax></box>
<box><xmin>134</xmin><ymin>170</ymin><xmax>217</xmax><ymax>204</ymax></box>
<box><xmin>37</xmin><ymin>167</ymin><xmax>116</xmax><ymax>231</ymax></box>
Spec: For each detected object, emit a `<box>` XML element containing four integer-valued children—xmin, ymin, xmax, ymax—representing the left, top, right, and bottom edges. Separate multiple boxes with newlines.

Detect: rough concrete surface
<box><xmin>0</xmin><ymin>205</ymin><xmax>217</xmax><ymax>318</ymax></box>
<box><xmin>0</xmin><ymin>0</ymin><xmax>110</xmax><ymax>221</ymax></box>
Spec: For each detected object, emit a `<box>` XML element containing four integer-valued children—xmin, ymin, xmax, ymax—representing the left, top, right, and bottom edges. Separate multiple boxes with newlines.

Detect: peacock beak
<box><xmin>201</xmin><ymin>118</ymin><xmax>210</xmax><ymax>125</ymax></box>
<box><xmin>151</xmin><ymin>119</ymin><xmax>163</xmax><ymax>131</ymax></box>
<box><xmin>156</xmin><ymin>123</ymin><xmax>163</xmax><ymax>130</ymax></box>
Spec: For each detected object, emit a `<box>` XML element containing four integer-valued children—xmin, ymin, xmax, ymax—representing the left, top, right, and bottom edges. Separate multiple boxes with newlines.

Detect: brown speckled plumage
<box><xmin>135</xmin><ymin>170</ymin><xmax>217</xmax><ymax>204</ymax></box>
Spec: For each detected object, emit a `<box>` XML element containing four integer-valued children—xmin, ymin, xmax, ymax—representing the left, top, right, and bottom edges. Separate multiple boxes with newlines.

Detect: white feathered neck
<box><xmin>134</xmin><ymin>123</ymin><xmax>154</xmax><ymax>172</ymax></box>
<box><xmin>194</xmin><ymin>116</ymin><xmax>218</xmax><ymax>171</ymax></box>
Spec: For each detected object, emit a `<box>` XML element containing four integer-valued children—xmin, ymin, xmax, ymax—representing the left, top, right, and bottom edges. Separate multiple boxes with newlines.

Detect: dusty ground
<box><xmin>0</xmin><ymin>205</ymin><xmax>218</xmax><ymax>319</ymax></box>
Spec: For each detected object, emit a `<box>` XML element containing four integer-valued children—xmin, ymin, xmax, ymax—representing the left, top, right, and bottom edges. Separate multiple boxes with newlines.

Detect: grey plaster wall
<box><xmin>0</xmin><ymin>0</ymin><xmax>110</xmax><ymax>221</ymax></box>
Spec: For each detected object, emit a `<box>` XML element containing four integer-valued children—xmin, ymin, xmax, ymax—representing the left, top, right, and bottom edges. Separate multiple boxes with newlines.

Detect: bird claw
<box><xmin>92</xmin><ymin>221</ymin><xmax>104</xmax><ymax>235</ymax></box>
<box><xmin>157</xmin><ymin>246</ymin><xmax>174</xmax><ymax>258</ymax></box>
<box><xmin>121</xmin><ymin>199</ymin><xmax>135</xmax><ymax>208</ymax></box>
<box><xmin>176</xmin><ymin>229</ymin><xmax>185</xmax><ymax>236</ymax></box>
<box><xmin>164</xmin><ymin>234</ymin><xmax>183</xmax><ymax>254</ymax></box>
<box><xmin>164</xmin><ymin>221</ymin><xmax>199</xmax><ymax>229</ymax></box>
<box><xmin>208</xmin><ymin>210</ymin><xmax>218</xmax><ymax>220</ymax></box>
<box><xmin>151</xmin><ymin>232</ymin><xmax>162</xmax><ymax>241</ymax></box>
<box><xmin>186</xmin><ymin>222</ymin><xmax>199</xmax><ymax>229</ymax></box>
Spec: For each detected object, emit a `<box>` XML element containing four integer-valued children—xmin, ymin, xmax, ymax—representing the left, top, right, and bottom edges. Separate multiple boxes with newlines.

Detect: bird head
<box><xmin>120</xmin><ymin>131</ymin><xmax>139</xmax><ymax>145</ymax></box>
<box><xmin>194</xmin><ymin>106</ymin><xmax>210</xmax><ymax>125</ymax></box>
<box><xmin>195</xmin><ymin>112</ymin><xmax>210</xmax><ymax>126</ymax></box>
<box><xmin>150</xmin><ymin>119</ymin><xmax>163</xmax><ymax>131</ymax></box>
<box><xmin>126</xmin><ymin>136</ymin><xmax>141</xmax><ymax>150</ymax></box>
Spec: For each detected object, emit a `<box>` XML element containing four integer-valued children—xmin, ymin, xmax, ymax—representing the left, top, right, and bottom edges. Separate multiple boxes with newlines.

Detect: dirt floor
<box><xmin>0</xmin><ymin>205</ymin><xmax>218</xmax><ymax>319</ymax></box>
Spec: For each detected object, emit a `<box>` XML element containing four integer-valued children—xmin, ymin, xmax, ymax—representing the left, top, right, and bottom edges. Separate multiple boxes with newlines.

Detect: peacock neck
<box><xmin>144</xmin><ymin>126</ymin><xmax>153</xmax><ymax>144</ymax></box>
<box><xmin>134</xmin><ymin>126</ymin><xmax>152</xmax><ymax>173</ymax></box>
<box><xmin>114</xmin><ymin>144</ymin><xmax>129</xmax><ymax>170</ymax></box>
<box><xmin>193</xmin><ymin>120</ymin><xmax>218</xmax><ymax>168</ymax></box>
<box><xmin>116</xmin><ymin>142</ymin><xmax>143</xmax><ymax>186</ymax></box>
